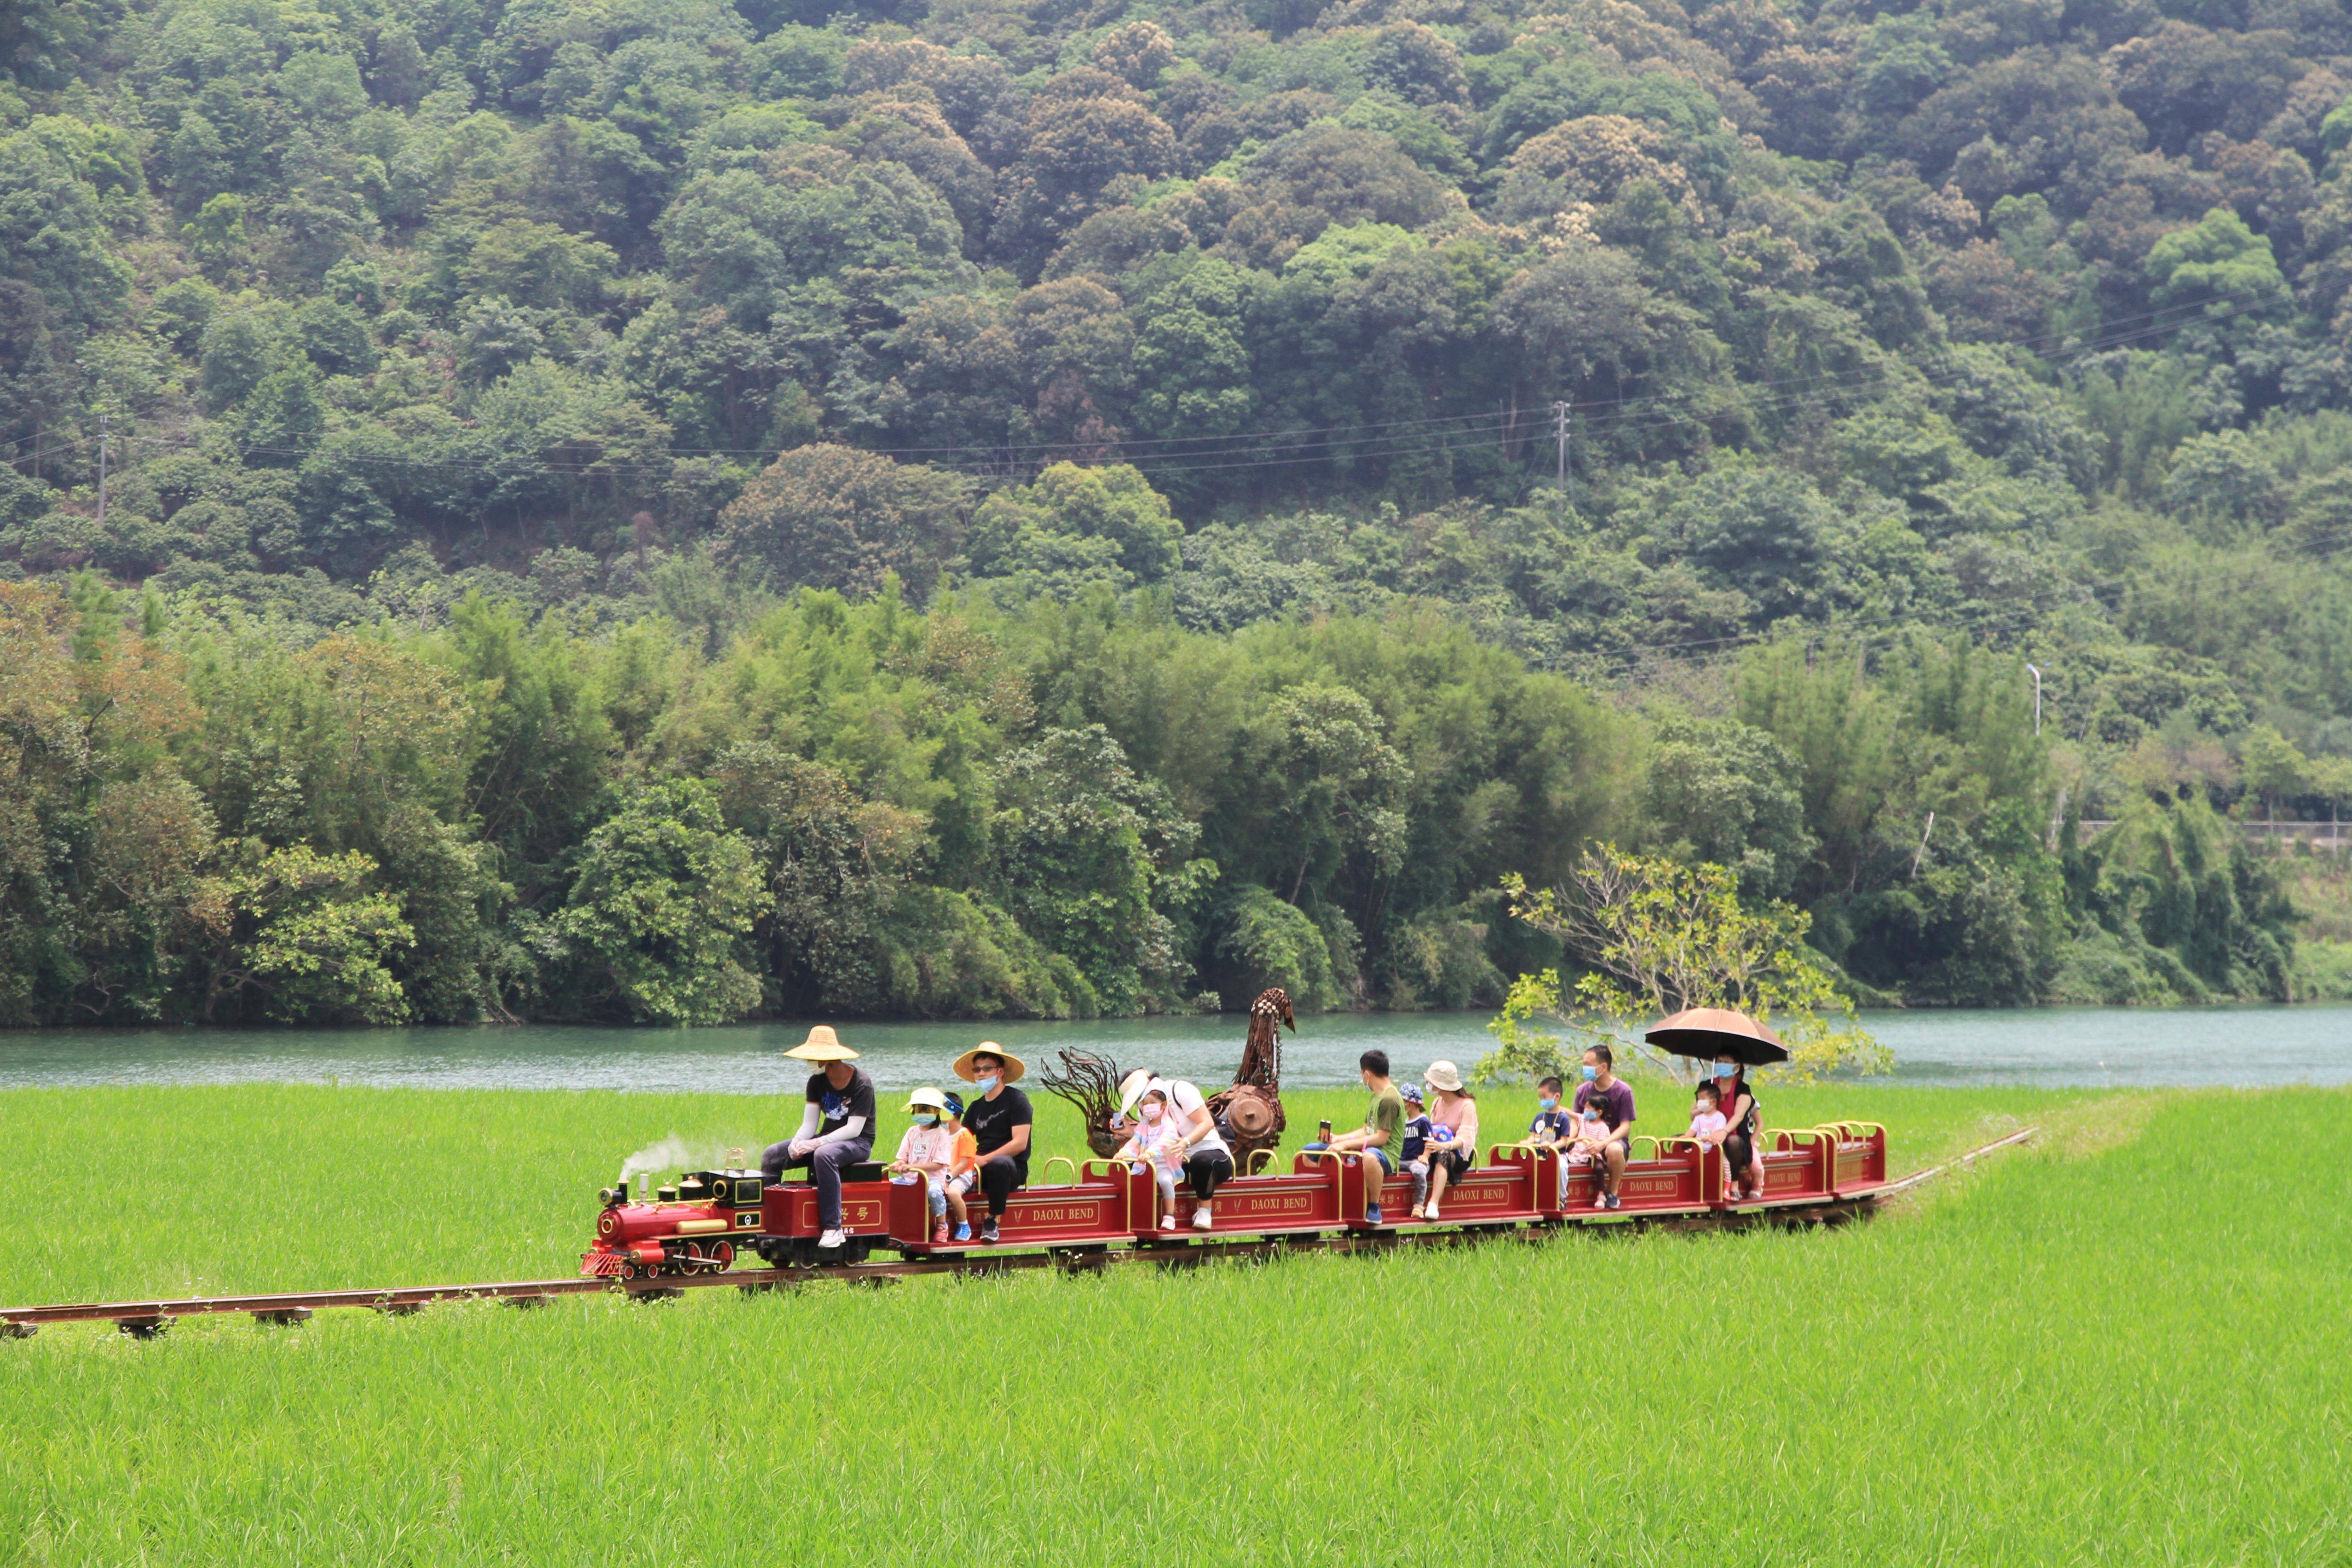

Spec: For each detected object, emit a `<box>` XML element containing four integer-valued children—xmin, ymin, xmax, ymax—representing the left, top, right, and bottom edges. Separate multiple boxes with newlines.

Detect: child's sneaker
<box><xmin>931</xmin><ymin>1220</ymin><xmax>951</xmax><ymax>1245</ymax></box>
<box><xmin>953</xmin><ymin>1222</ymin><xmax>971</xmax><ymax>1242</ymax></box>
<box><xmin>1409</xmin><ymin>1203</ymin><xmax>1426</xmax><ymax>1220</ymax></box>
<box><xmin>1365</xmin><ymin>1203</ymin><xmax>1383</xmax><ymax>1226</ymax></box>
<box><xmin>1159</xmin><ymin>1214</ymin><xmax>1176</xmax><ymax>1231</ymax></box>
<box><xmin>1601</xmin><ymin>1193</ymin><xmax>1622</xmax><ymax>1211</ymax></box>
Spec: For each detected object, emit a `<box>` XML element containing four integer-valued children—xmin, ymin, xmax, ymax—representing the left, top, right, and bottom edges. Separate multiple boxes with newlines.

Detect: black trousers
<box><xmin>1723</xmin><ymin>1132</ymin><xmax>1754</xmax><ymax>1185</ymax></box>
<box><xmin>977</xmin><ymin>1153</ymin><xmax>1024</xmax><ymax>1218</ymax></box>
<box><xmin>1186</xmin><ymin>1147</ymin><xmax>1234</xmax><ymax>1200</ymax></box>
<box><xmin>763</xmin><ymin>1137</ymin><xmax>872</xmax><ymax>1230</ymax></box>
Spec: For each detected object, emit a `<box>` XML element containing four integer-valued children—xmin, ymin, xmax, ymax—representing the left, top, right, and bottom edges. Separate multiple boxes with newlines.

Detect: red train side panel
<box><xmin>1542</xmin><ymin>1141</ymin><xmax>1713</xmax><ymax>1217</ymax></box>
<box><xmin>760</xmin><ymin>1180</ymin><xmax>893</xmax><ymax>1239</ymax></box>
<box><xmin>889</xmin><ymin>1170</ymin><xmax>1137</xmax><ymax>1254</ymax></box>
<box><xmin>1829</xmin><ymin>1123</ymin><xmax>1889</xmax><ymax>1196</ymax></box>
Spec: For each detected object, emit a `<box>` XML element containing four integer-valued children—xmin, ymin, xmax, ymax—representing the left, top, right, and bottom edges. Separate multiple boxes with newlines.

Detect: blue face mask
<box><xmin>1715</xmin><ymin>1063</ymin><xmax>1738</xmax><ymax>1080</ymax></box>
<box><xmin>1538</xmin><ymin>1096</ymin><xmax>1558</xmax><ymax>1112</ymax></box>
<box><xmin>912</xmin><ymin>1113</ymin><xmax>937</xmax><ymax>1127</ymax></box>
<box><xmin>1580</xmin><ymin>1065</ymin><xmax>1599</xmax><ymax>1082</ymax></box>
<box><xmin>975</xmin><ymin>1074</ymin><xmax>1000</xmax><ymax>1094</ymax></box>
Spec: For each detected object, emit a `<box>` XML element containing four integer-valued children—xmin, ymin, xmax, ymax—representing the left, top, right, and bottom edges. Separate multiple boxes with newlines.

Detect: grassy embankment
<box><xmin>1</xmin><ymin>1082</ymin><xmax>2342</xmax><ymax>1564</ymax></box>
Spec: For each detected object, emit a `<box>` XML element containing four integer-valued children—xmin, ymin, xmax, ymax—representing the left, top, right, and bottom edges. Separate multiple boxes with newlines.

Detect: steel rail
<box><xmin>1</xmin><ymin>1129</ymin><xmax>2036</xmax><ymax>1337</ymax></box>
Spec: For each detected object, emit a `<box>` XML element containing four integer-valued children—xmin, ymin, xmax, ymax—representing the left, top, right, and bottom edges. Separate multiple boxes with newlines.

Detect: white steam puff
<box><xmin>617</xmin><ymin>1135</ymin><xmax>735</xmax><ymax>1187</ymax></box>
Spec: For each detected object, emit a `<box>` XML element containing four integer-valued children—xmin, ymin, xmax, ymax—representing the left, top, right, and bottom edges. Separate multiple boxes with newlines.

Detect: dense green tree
<box><xmin>553</xmin><ymin>778</ymin><xmax>763</xmax><ymax>1025</ymax></box>
<box><xmin>717</xmin><ymin>443</ymin><xmax>972</xmax><ymax>597</ymax></box>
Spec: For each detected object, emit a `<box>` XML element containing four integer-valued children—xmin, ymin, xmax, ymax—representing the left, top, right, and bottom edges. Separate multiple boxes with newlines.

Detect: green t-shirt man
<box><xmin>1363</xmin><ymin>1082</ymin><xmax>1404</xmax><ymax>1171</ymax></box>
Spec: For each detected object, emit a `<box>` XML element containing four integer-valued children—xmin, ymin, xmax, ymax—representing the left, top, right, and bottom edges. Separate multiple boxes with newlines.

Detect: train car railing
<box><xmin>1827</xmin><ymin>1122</ymin><xmax>1888</xmax><ymax>1196</ymax></box>
<box><xmin>1743</xmin><ymin>1127</ymin><xmax>1833</xmax><ymax>1206</ymax></box>
<box><xmin>1547</xmin><ymin>1137</ymin><xmax>1711</xmax><ymax>1216</ymax></box>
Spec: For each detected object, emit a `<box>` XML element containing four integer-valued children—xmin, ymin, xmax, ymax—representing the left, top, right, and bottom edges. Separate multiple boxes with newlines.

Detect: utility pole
<box><xmin>1552</xmin><ymin>399</ymin><xmax>1571</xmax><ymax>496</ymax></box>
<box><xmin>96</xmin><ymin>412</ymin><xmax>108</xmax><ymax>531</ymax></box>
<box><xmin>2025</xmin><ymin>663</ymin><xmax>2043</xmax><ymax>736</ymax></box>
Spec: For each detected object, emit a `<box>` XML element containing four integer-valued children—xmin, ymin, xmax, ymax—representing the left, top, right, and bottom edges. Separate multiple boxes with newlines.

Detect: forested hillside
<box><xmin>2</xmin><ymin>0</ymin><xmax>2347</xmax><ymax>1026</ymax></box>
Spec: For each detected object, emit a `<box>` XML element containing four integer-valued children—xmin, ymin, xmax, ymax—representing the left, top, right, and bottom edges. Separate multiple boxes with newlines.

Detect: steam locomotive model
<box><xmin>581</xmin><ymin>1124</ymin><xmax>1894</xmax><ymax>1279</ymax></box>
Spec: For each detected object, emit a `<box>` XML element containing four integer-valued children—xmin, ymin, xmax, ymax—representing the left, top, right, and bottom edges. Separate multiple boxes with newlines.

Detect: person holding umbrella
<box><xmin>1708</xmin><ymin>1058</ymin><xmax>1763</xmax><ymax>1200</ymax></box>
<box><xmin>1643</xmin><ymin>1009</ymin><xmax>1787</xmax><ymax>1203</ymax></box>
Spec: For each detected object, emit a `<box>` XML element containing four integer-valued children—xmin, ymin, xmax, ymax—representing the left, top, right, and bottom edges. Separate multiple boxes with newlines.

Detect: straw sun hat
<box><xmin>951</xmin><ymin>1042</ymin><xmax>1026</xmax><ymax>1084</ymax></box>
<box><xmin>784</xmin><ymin>1024</ymin><xmax>859</xmax><ymax>1063</ymax></box>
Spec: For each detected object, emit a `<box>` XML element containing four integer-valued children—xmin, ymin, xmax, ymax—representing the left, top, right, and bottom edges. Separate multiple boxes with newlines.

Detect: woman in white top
<box><xmin>1419</xmin><ymin>1060</ymin><xmax>1480</xmax><ymax>1222</ymax></box>
<box><xmin>1116</xmin><ymin>1068</ymin><xmax>1235</xmax><ymax>1230</ymax></box>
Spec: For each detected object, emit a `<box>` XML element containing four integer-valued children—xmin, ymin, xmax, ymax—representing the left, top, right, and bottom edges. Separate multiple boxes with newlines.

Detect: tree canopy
<box><xmin>5</xmin><ymin>0</ymin><xmax>2352</xmax><ymax>1021</ymax></box>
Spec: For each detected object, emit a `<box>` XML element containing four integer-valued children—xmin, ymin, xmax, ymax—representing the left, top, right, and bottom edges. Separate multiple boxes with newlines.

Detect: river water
<box><xmin>0</xmin><ymin>1004</ymin><xmax>2344</xmax><ymax>1094</ymax></box>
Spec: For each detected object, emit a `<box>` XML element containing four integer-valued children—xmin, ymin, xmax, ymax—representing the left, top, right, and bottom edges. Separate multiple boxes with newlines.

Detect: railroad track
<box><xmin>2</xmin><ymin>1127</ymin><xmax>2037</xmax><ymax>1339</ymax></box>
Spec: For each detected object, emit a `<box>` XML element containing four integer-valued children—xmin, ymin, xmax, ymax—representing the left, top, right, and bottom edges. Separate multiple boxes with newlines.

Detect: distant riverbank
<box><xmin>1</xmin><ymin>1003</ymin><xmax>2345</xmax><ymax>1093</ymax></box>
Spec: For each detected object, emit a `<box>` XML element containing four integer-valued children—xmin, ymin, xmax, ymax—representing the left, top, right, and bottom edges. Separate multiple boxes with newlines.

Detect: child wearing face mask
<box><xmin>1529</xmin><ymin>1075</ymin><xmax>1573</xmax><ymax>1144</ymax></box>
<box><xmin>941</xmin><ymin>1095</ymin><xmax>979</xmax><ymax>1241</ymax></box>
<box><xmin>1686</xmin><ymin>1081</ymin><xmax>1727</xmax><ymax>1143</ymax></box>
<box><xmin>887</xmin><ymin>1088</ymin><xmax>960</xmax><ymax>1245</ymax></box>
<box><xmin>1112</xmin><ymin>1088</ymin><xmax>1188</xmax><ymax>1230</ymax></box>
<box><xmin>1398</xmin><ymin>1083</ymin><xmax>1435</xmax><ymax>1211</ymax></box>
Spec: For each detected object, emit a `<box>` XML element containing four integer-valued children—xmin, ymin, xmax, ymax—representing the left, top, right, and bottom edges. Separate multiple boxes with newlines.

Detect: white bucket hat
<box><xmin>1424</xmin><ymin>1060</ymin><xmax>1465</xmax><ymax>1093</ymax></box>
<box><xmin>1116</xmin><ymin>1067</ymin><xmax>1165</xmax><ymax>1120</ymax></box>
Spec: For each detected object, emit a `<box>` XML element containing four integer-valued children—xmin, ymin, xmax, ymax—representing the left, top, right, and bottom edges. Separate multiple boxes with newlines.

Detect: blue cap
<box><xmin>1399</xmin><ymin>1082</ymin><xmax>1424</xmax><ymax>1104</ymax></box>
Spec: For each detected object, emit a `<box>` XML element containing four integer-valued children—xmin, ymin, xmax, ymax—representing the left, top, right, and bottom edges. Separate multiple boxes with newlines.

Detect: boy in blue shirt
<box><xmin>1528</xmin><ymin>1075</ymin><xmax>1573</xmax><ymax>1145</ymax></box>
<box><xmin>1399</xmin><ymin>1082</ymin><xmax>1435</xmax><ymax>1211</ymax></box>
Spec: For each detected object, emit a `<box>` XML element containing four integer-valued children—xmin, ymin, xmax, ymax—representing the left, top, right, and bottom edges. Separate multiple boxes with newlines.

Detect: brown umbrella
<box><xmin>1644</xmin><ymin>1007</ymin><xmax>1790</xmax><ymax>1067</ymax></box>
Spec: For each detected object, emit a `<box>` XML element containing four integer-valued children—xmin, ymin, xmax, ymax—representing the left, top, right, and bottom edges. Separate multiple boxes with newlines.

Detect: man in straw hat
<box><xmin>763</xmin><ymin>1025</ymin><xmax>877</xmax><ymax>1250</ymax></box>
<box><xmin>952</xmin><ymin>1043</ymin><xmax>1031</xmax><ymax>1245</ymax></box>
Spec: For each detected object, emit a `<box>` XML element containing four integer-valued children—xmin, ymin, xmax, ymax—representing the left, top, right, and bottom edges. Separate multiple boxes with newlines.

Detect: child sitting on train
<box><xmin>1686</xmin><ymin>1081</ymin><xmax>1727</xmax><ymax>1144</ymax></box>
<box><xmin>1399</xmin><ymin>1083</ymin><xmax>1434</xmax><ymax>1210</ymax></box>
<box><xmin>887</xmin><ymin>1088</ymin><xmax>960</xmax><ymax>1245</ymax></box>
<box><xmin>1528</xmin><ymin>1076</ymin><xmax>1573</xmax><ymax>1145</ymax></box>
<box><xmin>941</xmin><ymin>1094</ymin><xmax>979</xmax><ymax>1242</ymax></box>
<box><xmin>1111</xmin><ymin>1085</ymin><xmax>1188</xmax><ymax>1232</ymax></box>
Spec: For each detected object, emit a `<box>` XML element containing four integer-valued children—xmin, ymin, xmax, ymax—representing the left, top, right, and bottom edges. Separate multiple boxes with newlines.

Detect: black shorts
<box><xmin>1432</xmin><ymin>1147</ymin><xmax>1475</xmax><ymax>1180</ymax></box>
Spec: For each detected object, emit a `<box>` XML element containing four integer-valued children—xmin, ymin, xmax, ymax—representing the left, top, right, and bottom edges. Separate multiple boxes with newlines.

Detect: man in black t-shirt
<box><xmin>762</xmin><ymin>1026</ymin><xmax>877</xmax><ymax>1249</ymax></box>
<box><xmin>952</xmin><ymin>1043</ymin><xmax>1031</xmax><ymax>1245</ymax></box>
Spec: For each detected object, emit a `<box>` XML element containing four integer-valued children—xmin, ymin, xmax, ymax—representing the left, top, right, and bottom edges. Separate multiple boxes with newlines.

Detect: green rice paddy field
<box><xmin>0</xmin><ymin>1082</ymin><xmax>2342</xmax><ymax>1566</ymax></box>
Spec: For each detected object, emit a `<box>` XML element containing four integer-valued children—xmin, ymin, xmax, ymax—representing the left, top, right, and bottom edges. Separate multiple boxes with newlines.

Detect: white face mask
<box><xmin>975</xmin><ymin>1074</ymin><xmax>999</xmax><ymax>1093</ymax></box>
<box><xmin>1141</xmin><ymin>1102</ymin><xmax>1163</xmax><ymax>1122</ymax></box>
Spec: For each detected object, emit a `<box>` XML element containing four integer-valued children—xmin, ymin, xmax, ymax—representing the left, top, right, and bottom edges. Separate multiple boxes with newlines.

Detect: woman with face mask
<box><xmin>1110</xmin><ymin>1085</ymin><xmax>1188</xmax><ymax>1230</ymax></box>
<box><xmin>1115</xmin><ymin>1068</ymin><xmax>1234</xmax><ymax>1230</ymax></box>
<box><xmin>1699</xmin><ymin>1058</ymin><xmax>1761</xmax><ymax>1200</ymax></box>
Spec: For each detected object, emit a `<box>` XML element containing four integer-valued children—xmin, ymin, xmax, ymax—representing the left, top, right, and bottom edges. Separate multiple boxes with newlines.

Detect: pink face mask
<box><xmin>1141</xmin><ymin>1102</ymin><xmax>1163</xmax><ymax>1123</ymax></box>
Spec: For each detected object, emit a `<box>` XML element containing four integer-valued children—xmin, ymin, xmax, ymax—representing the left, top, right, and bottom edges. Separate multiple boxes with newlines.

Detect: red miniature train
<box><xmin>580</xmin><ymin>1122</ymin><xmax>1891</xmax><ymax>1278</ymax></box>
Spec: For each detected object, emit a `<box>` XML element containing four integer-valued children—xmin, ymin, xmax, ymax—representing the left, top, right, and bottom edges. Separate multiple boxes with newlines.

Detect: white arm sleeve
<box><xmin>810</xmin><ymin>1114</ymin><xmax>867</xmax><ymax>1148</ymax></box>
<box><xmin>794</xmin><ymin>1103</ymin><xmax>821</xmax><ymax>1141</ymax></box>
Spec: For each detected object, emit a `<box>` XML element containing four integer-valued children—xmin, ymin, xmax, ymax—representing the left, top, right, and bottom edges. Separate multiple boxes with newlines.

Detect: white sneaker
<box><xmin>1191</xmin><ymin>1207</ymin><xmax>1213</xmax><ymax>1230</ymax></box>
<box><xmin>818</xmin><ymin>1229</ymin><xmax>845</xmax><ymax>1249</ymax></box>
<box><xmin>1159</xmin><ymin>1215</ymin><xmax>1176</xmax><ymax>1231</ymax></box>
<box><xmin>1423</xmin><ymin>1202</ymin><xmax>1439</xmax><ymax>1222</ymax></box>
